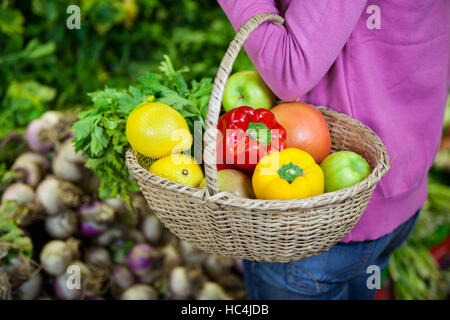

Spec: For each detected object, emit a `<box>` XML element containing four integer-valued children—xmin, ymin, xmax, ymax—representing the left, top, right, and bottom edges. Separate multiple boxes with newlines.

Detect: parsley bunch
<box><xmin>72</xmin><ymin>56</ymin><xmax>212</xmax><ymax>202</ymax></box>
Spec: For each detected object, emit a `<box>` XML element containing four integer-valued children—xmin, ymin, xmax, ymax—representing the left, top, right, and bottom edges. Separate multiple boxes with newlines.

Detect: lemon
<box><xmin>126</xmin><ymin>101</ymin><xmax>193</xmax><ymax>159</ymax></box>
<box><xmin>149</xmin><ymin>154</ymin><xmax>204</xmax><ymax>187</ymax></box>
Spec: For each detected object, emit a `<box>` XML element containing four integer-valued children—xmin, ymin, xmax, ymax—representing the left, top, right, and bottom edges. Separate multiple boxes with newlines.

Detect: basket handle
<box><xmin>203</xmin><ymin>13</ymin><xmax>285</xmax><ymax>196</ymax></box>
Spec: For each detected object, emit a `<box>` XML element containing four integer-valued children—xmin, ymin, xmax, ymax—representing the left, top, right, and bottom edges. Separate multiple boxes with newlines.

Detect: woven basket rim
<box><xmin>125</xmin><ymin>106</ymin><xmax>390</xmax><ymax>211</ymax></box>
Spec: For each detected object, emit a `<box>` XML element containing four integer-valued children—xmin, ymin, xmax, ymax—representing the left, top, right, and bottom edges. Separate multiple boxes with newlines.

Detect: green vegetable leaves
<box><xmin>72</xmin><ymin>87</ymin><xmax>140</xmax><ymax>203</ymax></box>
<box><xmin>72</xmin><ymin>55</ymin><xmax>212</xmax><ymax>202</ymax></box>
<box><xmin>0</xmin><ymin>201</ymin><xmax>33</xmax><ymax>261</ymax></box>
<box><xmin>137</xmin><ymin>55</ymin><xmax>213</xmax><ymax>133</ymax></box>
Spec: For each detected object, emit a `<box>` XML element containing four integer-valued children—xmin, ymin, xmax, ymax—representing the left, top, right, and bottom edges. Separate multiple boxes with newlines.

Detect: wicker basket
<box><xmin>125</xmin><ymin>13</ymin><xmax>390</xmax><ymax>263</ymax></box>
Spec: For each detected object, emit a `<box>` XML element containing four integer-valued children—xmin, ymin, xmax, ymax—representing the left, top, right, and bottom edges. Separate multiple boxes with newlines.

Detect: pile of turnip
<box><xmin>0</xmin><ymin>111</ymin><xmax>246</xmax><ymax>300</ymax></box>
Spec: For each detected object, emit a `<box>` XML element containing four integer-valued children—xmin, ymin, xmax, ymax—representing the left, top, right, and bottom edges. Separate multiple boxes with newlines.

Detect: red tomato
<box><xmin>271</xmin><ymin>102</ymin><xmax>331</xmax><ymax>163</ymax></box>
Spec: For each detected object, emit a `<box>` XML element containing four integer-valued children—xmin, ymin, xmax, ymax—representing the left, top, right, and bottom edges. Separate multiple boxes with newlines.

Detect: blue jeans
<box><xmin>243</xmin><ymin>210</ymin><xmax>421</xmax><ymax>300</ymax></box>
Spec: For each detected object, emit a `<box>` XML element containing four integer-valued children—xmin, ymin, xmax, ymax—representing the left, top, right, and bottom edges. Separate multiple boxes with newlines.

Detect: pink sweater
<box><xmin>218</xmin><ymin>0</ymin><xmax>450</xmax><ymax>241</ymax></box>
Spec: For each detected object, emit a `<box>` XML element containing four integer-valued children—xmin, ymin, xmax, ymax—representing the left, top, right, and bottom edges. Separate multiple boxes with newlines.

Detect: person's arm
<box><xmin>218</xmin><ymin>0</ymin><xmax>367</xmax><ymax>101</ymax></box>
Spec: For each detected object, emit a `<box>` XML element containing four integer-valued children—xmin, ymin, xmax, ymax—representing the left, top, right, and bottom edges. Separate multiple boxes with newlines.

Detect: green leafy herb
<box><xmin>72</xmin><ymin>55</ymin><xmax>212</xmax><ymax>202</ymax></box>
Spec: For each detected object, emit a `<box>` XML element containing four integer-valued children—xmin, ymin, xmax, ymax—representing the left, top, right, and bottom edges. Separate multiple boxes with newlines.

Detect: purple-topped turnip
<box><xmin>78</xmin><ymin>201</ymin><xmax>115</xmax><ymax>224</ymax></box>
<box><xmin>79</xmin><ymin>220</ymin><xmax>106</xmax><ymax>238</ymax></box>
<box><xmin>26</xmin><ymin>119</ymin><xmax>53</xmax><ymax>153</ymax></box>
<box><xmin>127</xmin><ymin>243</ymin><xmax>153</xmax><ymax>276</ymax></box>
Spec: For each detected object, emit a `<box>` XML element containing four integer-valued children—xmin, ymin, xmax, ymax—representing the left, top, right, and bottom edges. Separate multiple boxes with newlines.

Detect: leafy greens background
<box><xmin>0</xmin><ymin>0</ymin><xmax>253</xmax><ymax>139</ymax></box>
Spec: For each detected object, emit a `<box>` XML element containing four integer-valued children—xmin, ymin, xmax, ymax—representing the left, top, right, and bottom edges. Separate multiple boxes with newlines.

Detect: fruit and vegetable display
<box><xmin>0</xmin><ymin>0</ymin><xmax>448</xmax><ymax>301</ymax></box>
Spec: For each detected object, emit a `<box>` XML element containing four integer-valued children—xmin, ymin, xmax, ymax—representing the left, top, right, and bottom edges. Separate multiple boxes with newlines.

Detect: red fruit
<box><xmin>271</xmin><ymin>102</ymin><xmax>331</xmax><ymax>163</ymax></box>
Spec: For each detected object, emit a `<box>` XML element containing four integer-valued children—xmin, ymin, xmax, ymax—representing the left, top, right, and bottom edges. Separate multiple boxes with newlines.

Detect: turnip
<box><xmin>58</xmin><ymin>137</ymin><xmax>87</xmax><ymax>163</ymax></box>
<box><xmin>2</xmin><ymin>182</ymin><xmax>35</xmax><ymax>207</ymax></box>
<box><xmin>137</xmin><ymin>269</ymin><xmax>162</xmax><ymax>285</ymax></box>
<box><xmin>127</xmin><ymin>243</ymin><xmax>153</xmax><ymax>276</ymax></box>
<box><xmin>104</xmin><ymin>196</ymin><xmax>127</xmax><ymax>213</ymax></box>
<box><xmin>197</xmin><ymin>282</ymin><xmax>231</xmax><ymax>300</ymax></box>
<box><xmin>203</xmin><ymin>255</ymin><xmax>234</xmax><ymax>280</ymax></box>
<box><xmin>111</xmin><ymin>265</ymin><xmax>135</xmax><ymax>295</ymax></box>
<box><xmin>169</xmin><ymin>266</ymin><xmax>191</xmax><ymax>299</ymax></box>
<box><xmin>14</xmin><ymin>152</ymin><xmax>50</xmax><ymax>171</ymax></box>
<box><xmin>45</xmin><ymin>211</ymin><xmax>78</xmax><ymax>239</ymax></box>
<box><xmin>127</xmin><ymin>229</ymin><xmax>145</xmax><ymax>244</ymax></box>
<box><xmin>12</xmin><ymin>152</ymin><xmax>50</xmax><ymax>187</ymax></box>
<box><xmin>40</xmin><ymin>239</ymin><xmax>78</xmax><ymax>276</ymax></box>
<box><xmin>25</xmin><ymin>119</ymin><xmax>53</xmax><ymax>153</ymax></box>
<box><xmin>141</xmin><ymin>214</ymin><xmax>162</xmax><ymax>243</ymax></box>
<box><xmin>52</xmin><ymin>138</ymin><xmax>87</xmax><ymax>182</ymax></box>
<box><xmin>0</xmin><ymin>254</ymin><xmax>36</xmax><ymax>288</ymax></box>
<box><xmin>54</xmin><ymin>261</ymin><xmax>106</xmax><ymax>300</ymax></box>
<box><xmin>72</xmin><ymin>261</ymin><xmax>106</xmax><ymax>297</ymax></box>
<box><xmin>15</xmin><ymin>272</ymin><xmax>43</xmax><ymax>300</ymax></box>
<box><xmin>84</xmin><ymin>246</ymin><xmax>111</xmax><ymax>269</ymax></box>
<box><xmin>1</xmin><ymin>186</ymin><xmax>39</xmax><ymax>227</ymax></box>
<box><xmin>96</xmin><ymin>226</ymin><xmax>124</xmax><ymax>246</ymax></box>
<box><xmin>36</xmin><ymin>177</ymin><xmax>62</xmax><ymax>215</ymax></box>
<box><xmin>36</xmin><ymin>176</ymin><xmax>85</xmax><ymax>215</ymax></box>
<box><xmin>53</xmin><ymin>272</ymin><xmax>82</xmax><ymax>300</ymax></box>
<box><xmin>80</xmin><ymin>220</ymin><xmax>106</xmax><ymax>238</ymax></box>
<box><xmin>41</xmin><ymin>110</ymin><xmax>64</xmax><ymax>125</ymax></box>
<box><xmin>121</xmin><ymin>284</ymin><xmax>157</xmax><ymax>300</ymax></box>
<box><xmin>12</xmin><ymin>159</ymin><xmax>42</xmax><ymax>187</ymax></box>
<box><xmin>143</xmin><ymin>245</ymin><xmax>179</xmax><ymax>278</ymax></box>
<box><xmin>26</xmin><ymin>111</ymin><xmax>74</xmax><ymax>154</ymax></box>
<box><xmin>78</xmin><ymin>201</ymin><xmax>115</xmax><ymax>224</ymax></box>
<box><xmin>161</xmin><ymin>244</ymin><xmax>181</xmax><ymax>270</ymax></box>
<box><xmin>179</xmin><ymin>240</ymin><xmax>207</xmax><ymax>265</ymax></box>
<box><xmin>52</xmin><ymin>152</ymin><xmax>83</xmax><ymax>182</ymax></box>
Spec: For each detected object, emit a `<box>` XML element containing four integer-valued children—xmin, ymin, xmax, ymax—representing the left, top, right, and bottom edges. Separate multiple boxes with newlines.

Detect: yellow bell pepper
<box><xmin>252</xmin><ymin>148</ymin><xmax>324</xmax><ymax>200</ymax></box>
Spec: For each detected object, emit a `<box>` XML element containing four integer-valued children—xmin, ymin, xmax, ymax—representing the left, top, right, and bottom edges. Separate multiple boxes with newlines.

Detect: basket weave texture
<box><xmin>125</xmin><ymin>13</ymin><xmax>390</xmax><ymax>262</ymax></box>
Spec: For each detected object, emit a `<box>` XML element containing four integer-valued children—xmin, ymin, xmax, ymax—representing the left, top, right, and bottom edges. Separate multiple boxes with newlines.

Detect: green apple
<box><xmin>199</xmin><ymin>169</ymin><xmax>255</xmax><ymax>198</ymax></box>
<box><xmin>320</xmin><ymin>151</ymin><xmax>372</xmax><ymax>192</ymax></box>
<box><xmin>223</xmin><ymin>71</ymin><xmax>276</xmax><ymax>112</ymax></box>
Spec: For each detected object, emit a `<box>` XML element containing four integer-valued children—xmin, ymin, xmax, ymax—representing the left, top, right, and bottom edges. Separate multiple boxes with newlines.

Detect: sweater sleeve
<box><xmin>218</xmin><ymin>0</ymin><xmax>368</xmax><ymax>101</ymax></box>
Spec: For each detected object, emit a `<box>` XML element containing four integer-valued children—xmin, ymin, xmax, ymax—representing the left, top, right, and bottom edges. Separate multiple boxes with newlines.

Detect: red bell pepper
<box><xmin>216</xmin><ymin>106</ymin><xmax>287</xmax><ymax>173</ymax></box>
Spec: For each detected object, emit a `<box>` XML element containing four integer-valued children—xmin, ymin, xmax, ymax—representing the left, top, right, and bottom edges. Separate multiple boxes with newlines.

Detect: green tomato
<box><xmin>320</xmin><ymin>151</ymin><xmax>371</xmax><ymax>192</ymax></box>
<box><xmin>223</xmin><ymin>71</ymin><xmax>276</xmax><ymax>112</ymax></box>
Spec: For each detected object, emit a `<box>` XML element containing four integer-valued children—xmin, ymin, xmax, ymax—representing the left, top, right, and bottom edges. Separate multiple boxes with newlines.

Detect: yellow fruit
<box><xmin>126</xmin><ymin>101</ymin><xmax>193</xmax><ymax>159</ymax></box>
<box><xmin>149</xmin><ymin>154</ymin><xmax>204</xmax><ymax>187</ymax></box>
